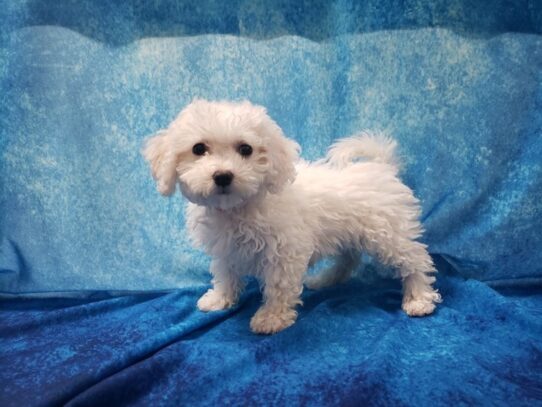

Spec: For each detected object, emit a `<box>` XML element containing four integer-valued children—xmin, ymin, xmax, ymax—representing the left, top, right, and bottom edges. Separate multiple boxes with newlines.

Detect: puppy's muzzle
<box><xmin>213</xmin><ymin>171</ymin><xmax>234</xmax><ymax>187</ymax></box>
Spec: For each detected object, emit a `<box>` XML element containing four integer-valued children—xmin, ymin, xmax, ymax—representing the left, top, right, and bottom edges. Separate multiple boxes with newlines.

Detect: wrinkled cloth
<box><xmin>1</xmin><ymin>269</ymin><xmax>542</xmax><ymax>406</ymax></box>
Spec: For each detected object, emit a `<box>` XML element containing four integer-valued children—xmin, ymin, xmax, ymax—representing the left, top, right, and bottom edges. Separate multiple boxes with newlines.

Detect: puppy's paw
<box><xmin>402</xmin><ymin>298</ymin><xmax>436</xmax><ymax>317</ymax></box>
<box><xmin>250</xmin><ymin>307</ymin><xmax>297</xmax><ymax>335</ymax></box>
<box><xmin>197</xmin><ymin>289</ymin><xmax>234</xmax><ymax>312</ymax></box>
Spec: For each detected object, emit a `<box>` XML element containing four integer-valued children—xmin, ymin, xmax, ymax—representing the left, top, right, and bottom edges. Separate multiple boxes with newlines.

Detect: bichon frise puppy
<box><xmin>143</xmin><ymin>99</ymin><xmax>441</xmax><ymax>334</ymax></box>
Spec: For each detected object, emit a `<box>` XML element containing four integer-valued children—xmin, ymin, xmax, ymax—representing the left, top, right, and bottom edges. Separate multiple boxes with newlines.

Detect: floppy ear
<box><xmin>262</xmin><ymin>118</ymin><xmax>300</xmax><ymax>194</ymax></box>
<box><xmin>142</xmin><ymin>130</ymin><xmax>178</xmax><ymax>196</ymax></box>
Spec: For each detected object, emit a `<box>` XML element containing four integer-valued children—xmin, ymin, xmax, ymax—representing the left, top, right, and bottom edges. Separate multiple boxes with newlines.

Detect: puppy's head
<box><xmin>143</xmin><ymin>99</ymin><xmax>300</xmax><ymax>210</ymax></box>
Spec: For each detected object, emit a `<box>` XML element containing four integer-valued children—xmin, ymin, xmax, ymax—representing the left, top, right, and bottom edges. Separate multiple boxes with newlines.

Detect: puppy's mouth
<box><xmin>216</xmin><ymin>186</ymin><xmax>230</xmax><ymax>195</ymax></box>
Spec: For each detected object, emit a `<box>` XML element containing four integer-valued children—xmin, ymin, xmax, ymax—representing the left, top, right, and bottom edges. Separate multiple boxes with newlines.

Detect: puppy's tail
<box><xmin>325</xmin><ymin>131</ymin><xmax>399</xmax><ymax>169</ymax></box>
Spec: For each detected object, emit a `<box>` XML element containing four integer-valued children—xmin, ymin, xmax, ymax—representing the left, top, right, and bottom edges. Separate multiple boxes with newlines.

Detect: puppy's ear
<box><xmin>262</xmin><ymin>117</ymin><xmax>300</xmax><ymax>194</ymax></box>
<box><xmin>142</xmin><ymin>130</ymin><xmax>178</xmax><ymax>196</ymax></box>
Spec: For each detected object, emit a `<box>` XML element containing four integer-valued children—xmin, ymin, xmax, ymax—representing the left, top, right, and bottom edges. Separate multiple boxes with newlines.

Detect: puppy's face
<box><xmin>174</xmin><ymin>123</ymin><xmax>269</xmax><ymax>210</ymax></box>
<box><xmin>143</xmin><ymin>100</ymin><xmax>299</xmax><ymax>210</ymax></box>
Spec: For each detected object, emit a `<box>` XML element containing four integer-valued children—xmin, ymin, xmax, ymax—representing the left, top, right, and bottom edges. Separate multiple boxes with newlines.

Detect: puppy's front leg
<box><xmin>250</xmin><ymin>256</ymin><xmax>306</xmax><ymax>335</ymax></box>
<box><xmin>197</xmin><ymin>258</ymin><xmax>243</xmax><ymax>312</ymax></box>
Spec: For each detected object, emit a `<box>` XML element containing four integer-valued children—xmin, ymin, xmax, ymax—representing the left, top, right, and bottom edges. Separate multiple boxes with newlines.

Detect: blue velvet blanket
<box><xmin>1</xmin><ymin>1</ymin><xmax>541</xmax><ymax>405</ymax></box>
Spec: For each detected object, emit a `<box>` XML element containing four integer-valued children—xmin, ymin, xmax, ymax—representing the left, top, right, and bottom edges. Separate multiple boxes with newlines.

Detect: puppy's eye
<box><xmin>192</xmin><ymin>143</ymin><xmax>206</xmax><ymax>156</ymax></box>
<box><xmin>238</xmin><ymin>144</ymin><xmax>253</xmax><ymax>157</ymax></box>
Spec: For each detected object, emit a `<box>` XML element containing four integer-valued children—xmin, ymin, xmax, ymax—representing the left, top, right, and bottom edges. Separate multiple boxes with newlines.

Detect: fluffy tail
<box><xmin>325</xmin><ymin>131</ymin><xmax>399</xmax><ymax>169</ymax></box>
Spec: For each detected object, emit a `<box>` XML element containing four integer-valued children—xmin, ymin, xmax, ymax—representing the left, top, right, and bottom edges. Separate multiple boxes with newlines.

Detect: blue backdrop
<box><xmin>1</xmin><ymin>1</ymin><xmax>541</xmax><ymax>406</ymax></box>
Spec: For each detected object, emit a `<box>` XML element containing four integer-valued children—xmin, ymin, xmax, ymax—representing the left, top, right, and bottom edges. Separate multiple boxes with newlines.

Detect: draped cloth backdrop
<box><xmin>1</xmin><ymin>1</ymin><xmax>541</xmax><ymax>406</ymax></box>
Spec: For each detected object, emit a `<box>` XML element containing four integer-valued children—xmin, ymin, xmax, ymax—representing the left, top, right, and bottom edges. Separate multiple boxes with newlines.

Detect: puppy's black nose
<box><xmin>213</xmin><ymin>171</ymin><xmax>233</xmax><ymax>187</ymax></box>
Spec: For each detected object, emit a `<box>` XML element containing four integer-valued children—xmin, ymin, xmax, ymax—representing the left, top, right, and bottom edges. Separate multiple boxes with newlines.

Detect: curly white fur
<box><xmin>143</xmin><ymin>99</ymin><xmax>442</xmax><ymax>335</ymax></box>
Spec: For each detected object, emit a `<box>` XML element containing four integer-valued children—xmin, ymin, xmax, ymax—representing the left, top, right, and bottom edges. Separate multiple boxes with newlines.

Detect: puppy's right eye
<box><xmin>192</xmin><ymin>143</ymin><xmax>206</xmax><ymax>156</ymax></box>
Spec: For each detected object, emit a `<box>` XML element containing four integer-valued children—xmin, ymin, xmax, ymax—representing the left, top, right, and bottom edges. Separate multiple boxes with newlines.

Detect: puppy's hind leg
<box><xmin>397</xmin><ymin>241</ymin><xmax>442</xmax><ymax>317</ymax></box>
<box><xmin>368</xmin><ymin>234</ymin><xmax>441</xmax><ymax>316</ymax></box>
<box><xmin>304</xmin><ymin>250</ymin><xmax>359</xmax><ymax>290</ymax></box>
<box><xmin>402</xmin><ymin>270</ymin><xmax>441</xmax><ymax>316</ymax></box>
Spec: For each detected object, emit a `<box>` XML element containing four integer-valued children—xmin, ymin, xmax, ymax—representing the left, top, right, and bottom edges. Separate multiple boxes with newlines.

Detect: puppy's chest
<box><xmin>196</xmin><ymin>214</ymin><xmax>271</xmax><ymax>261</ymax></box>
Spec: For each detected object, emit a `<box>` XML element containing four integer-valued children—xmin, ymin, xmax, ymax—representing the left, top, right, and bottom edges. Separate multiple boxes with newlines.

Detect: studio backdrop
<box><xmin>1</xmin><ymin>1</ymin><xmax>541</xmax><ymax>406</ymax></box>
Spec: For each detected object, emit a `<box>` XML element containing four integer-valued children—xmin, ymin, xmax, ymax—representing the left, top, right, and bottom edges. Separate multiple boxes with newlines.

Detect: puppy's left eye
<box><xmin>238</xmin><ymin>144</ymin><xmax>253</xmax><ymax>157</ymax></box>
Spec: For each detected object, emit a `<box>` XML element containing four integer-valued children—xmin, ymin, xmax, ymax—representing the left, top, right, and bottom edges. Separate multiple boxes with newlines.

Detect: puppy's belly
<box><xmin>227</xmin><ymin>248</ymin><xmax>264</xmax><ymax>277</ymax></box>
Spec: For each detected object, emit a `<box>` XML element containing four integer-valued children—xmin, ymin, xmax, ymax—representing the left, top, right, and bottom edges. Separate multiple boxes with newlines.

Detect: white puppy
<box><xmin>144</xmin><ymin>99</ymin><xmax>441</xmax><ymax>334</ymax></box>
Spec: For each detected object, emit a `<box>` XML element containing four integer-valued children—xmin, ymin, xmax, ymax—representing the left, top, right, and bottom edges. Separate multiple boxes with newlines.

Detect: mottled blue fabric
<box><xmin>1</xmin><ymin>268</ymin><xmax>542</xmax><ymax>406</ymax></box>
<box><xmin>1</xmin><ymin>1</ymin><xmax>542</xmax><ymax>406</ymax></box>
<box><xmin>1</xmin><ymin>0</ymin><xmax>541</xmax><ymax>291</ymax></box>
